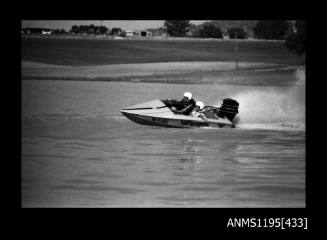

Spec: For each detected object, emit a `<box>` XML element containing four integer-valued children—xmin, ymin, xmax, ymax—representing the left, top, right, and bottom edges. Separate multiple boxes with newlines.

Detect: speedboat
<box><xmin>120</xmin><ymin>98</ymin><xmax>240</xmax><ymax>128</ymax></box>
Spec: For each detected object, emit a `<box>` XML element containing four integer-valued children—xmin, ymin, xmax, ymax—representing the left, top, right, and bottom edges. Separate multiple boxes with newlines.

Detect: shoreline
<box><xmin>22</xmin><ymin>34</ymin><xmax>287</xmax><ymax>42</ymax></box>
<box><xmin>22</xmin><ymin>60</ymin><xmax>303</xmax><ymax>86</ymax></box>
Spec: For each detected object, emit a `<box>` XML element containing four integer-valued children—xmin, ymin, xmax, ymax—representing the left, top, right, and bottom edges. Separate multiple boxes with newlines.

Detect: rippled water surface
<box><xmin>22</xmin><ymin>80</ymin><xmax>305</xmax><ymax>207</ymax></box>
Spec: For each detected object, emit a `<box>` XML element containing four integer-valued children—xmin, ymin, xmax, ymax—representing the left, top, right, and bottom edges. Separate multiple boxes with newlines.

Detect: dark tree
<box><xmin>199</xmin><ymin>24</ymin><xmax>223</xmax><ymax>38</ymax></box>
<box><xmin>253</xmin><ymin>20</ymin><xmax>289</xmax><ymax>39</ymax></box>
<box><xmin>71</xmin><ymin>25</ymin><xmax>79</xmax><ymax>34</ymax></box>
<box><xmin>99</xmin><ymin>26</ymin><xmax>109</xmax><ymax>34</ymax></box>
<box><xmin>95</xmin><ymin>27</ymin><xmax>101</xmax><ymax>34</ymax></box>
<box><xmin>70</xmin><ymin>24</ymin><xmax>109</xmax><ymax>35</ymax></box>
<box><xmin>111</xmin><ymin>28</ymin><xmax>122</xmax><ymax>35</ymax></box>
<box><xmin>186</xmin><ymin>23</ymin><xmax>199</xmax><ymax>37</ymax></box>
<box><xmin>164</xmin><ymin>20</ymin><xmax>190</xmax><ymax>37</ymax></box>
<box><xmin>158</xmin><ymin>27</ymin><xmax>167</xmax><ymax>34</ymax></box>
<box><xmin>79</xmin><ymin>25</ymin><xmax>89</xmax><ymax>33</ymax></box>
<box><xmin>285</xmin><ymin>21</ymin><xmax>305</xmax><ymax>56</ymax></box>
<box><xmin>228</xmin><ymin>27</ymin><xmax>247</xmax><ymax>39</ymax></box>
<box><xmin>87</xmin><ymin>28</ymin><xmax>95</xmax><ymax>35</ymax></box>
<box><xmin>119</xmin><ymin>30</ymin><xmax>127</xmax><ymax>37</ymax></box>
<box><xmin>53</xmin><ymin>28</ymin><xmax>67</xmax><ymax>34</ymax></box>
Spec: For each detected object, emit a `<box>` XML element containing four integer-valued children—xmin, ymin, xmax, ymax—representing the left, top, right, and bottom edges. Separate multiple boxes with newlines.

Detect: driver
<box><xmin>170</xmin><ymin>92</ymin><xmax>196</xmax><ymax>115</ymax></box>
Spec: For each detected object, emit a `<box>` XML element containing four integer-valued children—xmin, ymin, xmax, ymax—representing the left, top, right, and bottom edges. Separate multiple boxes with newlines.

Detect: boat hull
<box><xmin>120</xmin><ymin>99</ymin><xmax>235</xmax><ymax>128</ymax></box>
<box><xmin>121</xmin><ymin>111</ymin><xmax>233</xmax><ymax>128</ymax></box>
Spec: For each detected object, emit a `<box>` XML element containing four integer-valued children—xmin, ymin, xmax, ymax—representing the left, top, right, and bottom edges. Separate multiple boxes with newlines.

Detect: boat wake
<box><xmin>238</xmin><ymin>122</ymin><xmax>305</xmax><ymax>131</ymax></box>
<box><xmin>194</xmin><ymin>122</ymin><xmax>304</xmax><ymax>131</ymax></box>
<box><xmin>231</xmin><ymin>67</ymin><xmax>305</xmax><ymax>131</ymax></box>
<box><xmin>22</xmin><ymin>114</ymin><xmax>128</xmax><ymax>122</ymax></box>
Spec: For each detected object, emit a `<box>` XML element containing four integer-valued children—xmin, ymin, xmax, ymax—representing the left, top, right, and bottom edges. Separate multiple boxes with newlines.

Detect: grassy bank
<box><xmin>22</xmin><ymin>37</ymin><xmax>305</xmax><ymax>66</ymax></box>
<box><xmin>22</xmin><ymin>61</ymin><xmax>301</xmax><ymax>86</ymax></box>
<box><xmin>22</xmin><ymin>60</ymin><xmax>299</xmax><ymax>84</ymax></box>
<box><xmin>22</xmin><ymin>70</ymin><xmax>299</xmax><ymax>86</ymax></box>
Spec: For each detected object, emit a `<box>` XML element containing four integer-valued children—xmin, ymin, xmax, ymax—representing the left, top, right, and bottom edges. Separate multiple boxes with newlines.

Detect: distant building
<box><xmin>42</xmin><ymin>29</ymin><xmax>52</xmax><ymax>35</ymax></box>
<box><xmin>136</xmin><ymin>30</ymin><xmax>152</xmax><ymax>37</ymax></box>
<box><xmin>125</xmin><ymin>30</ymin><xmax>152</xmax><ymax>37</ymax></box>
<box><xmin>125</xmin><ymin>30</ymin><xmax>135</xmax><ymax>37</ymax></box>
<box><xmin>21</xmin><ymin>28</ymin><xmax>53</xmax><ymax>35</ymax></box>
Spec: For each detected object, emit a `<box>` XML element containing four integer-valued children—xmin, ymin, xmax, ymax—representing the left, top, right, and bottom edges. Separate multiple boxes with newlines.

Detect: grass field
<box><xmin>21</xmin><ymin>37</ymin><xmax>305</xmax><ymax>66</ymax></box>
<box><xmin>21</xmin><ymin>37</ymin><xmax>305</xmax><ymax>85</ymax></box>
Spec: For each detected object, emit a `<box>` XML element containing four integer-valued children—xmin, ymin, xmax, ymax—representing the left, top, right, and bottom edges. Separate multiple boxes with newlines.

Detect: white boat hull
<box><xmin>120</xmin><ymin>99</ymin><xmax>235</xmax><ymax>128</ymax></box>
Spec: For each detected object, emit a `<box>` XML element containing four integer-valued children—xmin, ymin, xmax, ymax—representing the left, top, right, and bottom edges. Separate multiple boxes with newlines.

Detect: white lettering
<box><xmin>226</xmin><ymin>218</ymin><xmax>234</xmax><ymax>227</ymax></box>
<box><xmin>250</xmin><ymin>218</ymin><xmax>257</xmax><ymax>227</ymax></box>
<box><xmin>234</xmin><ymin>218</ymin><xmax>242</xmax><ymax>227</ymax></box>
<box><xmin>241</xmin><ymin>218</ymin><xmax>249</xmax><ymax>227</ymax></box>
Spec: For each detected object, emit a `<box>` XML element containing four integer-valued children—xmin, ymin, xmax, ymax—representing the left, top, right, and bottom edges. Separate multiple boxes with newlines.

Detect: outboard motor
<box><xmin>217</xmin><ymin>98</ymin><xmax>239</xmax><ymax>123</ymax></box>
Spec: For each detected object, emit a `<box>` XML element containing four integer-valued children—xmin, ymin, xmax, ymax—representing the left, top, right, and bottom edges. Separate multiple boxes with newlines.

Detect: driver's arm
<box><xmin>172</xmin><ymin>104</ymin><xmax>194</xmax><ymax>114</ymax></box>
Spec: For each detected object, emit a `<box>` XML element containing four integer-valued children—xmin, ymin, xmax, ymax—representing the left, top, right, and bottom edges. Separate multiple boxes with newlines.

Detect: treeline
<box><xmin>164</xmin><ymin>20</ymin><xmax>305</xmax><ymax>55</ymax></box>
<box><xmin>44</xmin><ymin>26</ymin><xmax>109</xmax><ymax>35</ymax></box>
<box><xmin>70</xmin><ymin>25</ymin><xmax>110</xmax><ymax>35</ymax></box>
<box><xmin>165</xmin><ymin>20</ymin><xmax>294</xmax><ymax>40</ymax></box>
<box><xmin>46</xmin><ymin>21</ymin><xmax>305</xmax><ymax>56</ymax></box>
<box><xmin>52</xmin><ymin>29</ymin><xmax>67</xmax><ymax>34</ymax></box>
<box><xmin>185</xmin><ymin>22</ymin><xmax>247</xmax><ymax>39</ymax></box>
<box><xmin>69</xmin><ymin>25</ymin><xmax>128</xmax><ymax>36</ymax></box>
<box><xmin>165</xmin><ymin>20</ymin><xmax>248</xmax><ymax>39</ymax></box>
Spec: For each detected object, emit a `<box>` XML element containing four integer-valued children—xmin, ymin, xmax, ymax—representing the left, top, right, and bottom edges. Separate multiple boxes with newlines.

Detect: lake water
<box><xmin>22</xmin><ymin>80</ymin><xmax>305</xmax><ymax>207</ymax></box>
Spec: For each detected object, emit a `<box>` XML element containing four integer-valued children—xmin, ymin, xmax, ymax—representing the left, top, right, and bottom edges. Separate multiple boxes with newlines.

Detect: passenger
<box><xmin>190</xmin><ymin>101</ymin><xmax>207</xmax><ymax>121</ymax></box>
<box><xmin>170</xmin><ymin>92</ymin><xmax>196</xmax><ymax>115</ymax></box>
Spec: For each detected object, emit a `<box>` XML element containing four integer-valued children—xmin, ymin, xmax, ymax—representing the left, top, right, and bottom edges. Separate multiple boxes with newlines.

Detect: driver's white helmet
<box><xmin>196</xmin><ymin>101</ymin><xmax>204</xmax><ymax>110</ymax></box>
<box><xmin>183</xmin><ymin>92</ymin><xmax>192</xmax><ymax>100</ymax></box>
